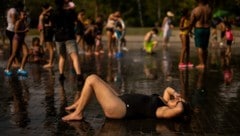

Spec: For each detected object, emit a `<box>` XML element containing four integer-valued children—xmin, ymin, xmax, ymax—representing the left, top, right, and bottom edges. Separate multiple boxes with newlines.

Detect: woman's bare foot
<box><xmin>65</xmin><ymin>104</ymin><xmax>77</xmax><ymax>111</ymax></box>
<box><xmin>43</xmin><ymin>63</ymin><xmax>53</xmax><ymax>69</ymax></box>
<box><xmin>62</xmin><ymin>112</ymin><xmax>83</xmax><ymax>121</ymax></box>
<box><xmin>196</xmin><ymin>64</ymin><xmax>205</xmax><ymax>69</ymax></box>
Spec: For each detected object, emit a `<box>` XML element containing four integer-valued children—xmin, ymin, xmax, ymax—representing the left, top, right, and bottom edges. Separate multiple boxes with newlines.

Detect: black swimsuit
<box><xmin>119</xmin><ymin>94</ymin><xmax>166</xmax><ymax>119</ymax></box>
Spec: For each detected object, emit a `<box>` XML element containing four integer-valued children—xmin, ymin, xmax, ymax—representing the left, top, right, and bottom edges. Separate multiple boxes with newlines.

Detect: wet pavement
<box><xmin>0</xmin><ymin>34</ymin><xmax>240</xmax><ymax>136</ymax></box>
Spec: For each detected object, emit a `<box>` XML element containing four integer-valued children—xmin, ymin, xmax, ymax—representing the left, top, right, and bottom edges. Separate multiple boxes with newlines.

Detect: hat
<box><xmin>167</xmin><ymin>11</ymin><xmax>174</xmax><ymax>17</ymax></box>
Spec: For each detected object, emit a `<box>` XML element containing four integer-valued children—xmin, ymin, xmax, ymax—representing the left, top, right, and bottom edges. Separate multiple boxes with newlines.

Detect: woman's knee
<box><xmin>86</xmin><ymin>74</ymin><xmax>99</xmax><ymax>84</ymax></box>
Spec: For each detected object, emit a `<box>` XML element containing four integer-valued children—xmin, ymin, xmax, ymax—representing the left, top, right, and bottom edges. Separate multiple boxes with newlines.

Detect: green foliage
<box><xmin>1</xmin><ymin>0</ymin><xmax>240</xmax><ymax>28</ymax></box>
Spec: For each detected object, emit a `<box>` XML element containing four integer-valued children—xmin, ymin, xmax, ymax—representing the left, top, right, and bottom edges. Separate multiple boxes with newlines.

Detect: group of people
<box><xmin>2</xmin><ymin>0</ymin><xmax>236</xmax><ymax>122</ymax></box>
<box><xmin>143</xmin><ymin>0</ymin><xmax>234</xmax><ymax>71</ymax></box>
<box><xmin>3</xmin><ymin>0</ymin><xmax>127</xmax><ymax>82</ymax></box>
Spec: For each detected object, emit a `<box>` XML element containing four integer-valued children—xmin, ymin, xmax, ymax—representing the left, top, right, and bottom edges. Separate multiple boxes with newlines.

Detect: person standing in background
<box><xmin>189</xmin><ymin>0</ymin><xmax>212</xmax><ymax>69</ymax></box>
<box><xmin>178</xmin><ymin>9</ymin><xmax>193</xmax><ymax>68</ymax></box>
<box><xmin>5</xmin><ymin>1</ymin><xmax>24</xmax><ymax>68</ymax></box>
<box><xmin>161</xmin><ymin>11</ymin><xmax>174</xmax><ymax>48</ymax></box>
<box><xmin>53</xmin><ymin>0</ymin><xmax>84</xmax><ymax>84</ymax></box>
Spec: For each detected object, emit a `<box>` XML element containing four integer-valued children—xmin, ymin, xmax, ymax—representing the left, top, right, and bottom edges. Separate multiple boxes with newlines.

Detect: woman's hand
<box><xmin>173</xmin><ymin>92</ymin><xmax>181</xmax><ymax>99</ymax></box>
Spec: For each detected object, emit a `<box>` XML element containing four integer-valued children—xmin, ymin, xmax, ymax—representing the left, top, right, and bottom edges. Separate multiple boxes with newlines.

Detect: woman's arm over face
<box><xmin>155</xmin><ymin>102</ymin><xmax>184</xmax><ymax>119</ymax></box>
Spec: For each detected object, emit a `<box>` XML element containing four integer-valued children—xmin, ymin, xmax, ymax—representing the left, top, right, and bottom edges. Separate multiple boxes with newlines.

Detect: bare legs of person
<box><xmin>5</xmin><ymin>39</ymin><xmax>20</xmax><ymax>71</ymax></box>
<box><xmin>5</xmin><ymin>41</ymin><xmax>28</xmax><ymax>72</ymax></box>
<box><xmin>58</xmin><ymin>49</ymin><xmax>83</xmax><ymax>82</ymax></box>
<box><xmin>163</xmin><ymin>37</ymin><xmax>169</xmax><ymax>49</ymax></box>
<box><xmin>43</xmin><ymin>42</ymin><xmax>54</xmax><ymax>68</ymax></box>
<box><xmin>179</xmin><ymin>34</ymin><xmax>187</xmax><ymax>65</ymax></box>
<box><xmin>106</xmin><ymin>31</ymin><xmax>115</xmax><ymax>57</ymax></box>
<box><xmin>19</xmin><ymin>43</ymin><xmax>28</xmax><ymax>70</ymax></box>
<box><xmin>62</xmin><ymin>74</ymin><xmax>126</xmax><ymax>121</ymax></box>
<box><xmin>196</xmin><ymin>48</ymin><xmax>208</xmax><ymax>69</ymax></box>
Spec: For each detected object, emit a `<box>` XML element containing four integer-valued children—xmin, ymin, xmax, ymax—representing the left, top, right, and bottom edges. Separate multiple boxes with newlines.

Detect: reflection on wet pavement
<box><xmin>0</xmin><ymin>42</ymin><xmax>240</xmax><ymax>135</ymax></box>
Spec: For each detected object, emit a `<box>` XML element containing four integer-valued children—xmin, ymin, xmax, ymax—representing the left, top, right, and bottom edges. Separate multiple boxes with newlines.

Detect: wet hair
<box><xmin>55</xmin><ymin>0</ymin><xmax>64</xmax><ymax>8</ymax></box>
<box><xmin>181</xmin><ymin>8</ymin><xmax>189</xmax><ymax>16</ymax></box>
<box><xmin>225</xmin><ymin>22</ymin><xmax>232</xmax><ymax>29</ymax></box>
<box><xmin>152</xmin><ymin>28</ymin><xmax>159</xmax><ymax>35</ymax></box>
<box><xmin>169</xmin><ymin>101</ymin><xmax>192</xmax><ymax>124</ymax></box>
<box><xmin>42</xmin><ymin>3</ymin><xmax>50</xmax><ymax>9</ymax></box>
<box><xmin>14</xmin><ymin>1</ymin><xmax>24</xmax><ymax>11</ymax></box>
<box><xmin>32</xmin><ymin>37</ymin><xmax>40</xmax><ymax>45</ymax></box>
<box><xmin>196</xmin><ymin>0</ymin><xmax>209</xmax><ymax>4</ymax></box>
<box><xmin>178</xmin><ymin>102</ymin><xmax>192</xmax><ymax>123</ymax></box>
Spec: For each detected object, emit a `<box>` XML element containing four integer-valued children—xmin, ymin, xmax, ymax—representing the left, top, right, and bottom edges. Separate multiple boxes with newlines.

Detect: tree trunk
<box><xmin>137</xmin><ymin>0</ymin><xmax>144</xmax><ymax>27</ymax></box>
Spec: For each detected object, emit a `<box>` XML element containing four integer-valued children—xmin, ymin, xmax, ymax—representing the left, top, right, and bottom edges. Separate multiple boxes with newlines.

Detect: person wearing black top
<box><xmin>62</xmin><ymin>74</ymin><xmax>190</xmax><ymax>121</ymax></box>
<box><xmin>53</xmin><ymin>0</ymin><xmax>83</xmax><ymax>82</ymax></box>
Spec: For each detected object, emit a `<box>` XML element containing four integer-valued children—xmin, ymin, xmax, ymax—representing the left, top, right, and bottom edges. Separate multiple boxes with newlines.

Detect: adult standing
<box><xmin>5</xmin><ymin>1</ymin><xmax>24</xmax><ymax>67</ymax></box>
<box><xmin>161</xmin><ymin>11</ymin><xmax>174</xmax><ymax>48</ymax></box>
<box><xmin>39</xmin><ymin>3</ymin><xmax>55</xmax><ymax>68</ymax></box>
<box><xmin>53</xmin><ymin>0</ymin><xmax>84</xmax><ymax>83</ymax></box>
<box><xmin>189</xmin><ymin>0</ymin><xmax>212</xmax><ymax>69</ymax></box>
<box><xmin>105</xmin><ymin>11</ymin><xmax>121</xmax><ymax>57</ymax></box>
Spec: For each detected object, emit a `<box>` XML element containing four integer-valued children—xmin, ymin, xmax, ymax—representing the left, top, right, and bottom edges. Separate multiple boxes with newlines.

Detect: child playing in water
<box><xmin>143</xmin><ymin>28</ymin><xmax>159</xmax><ymax>54</ymax></box>
<box><xmin>225</xmin><ymin>23</ymin><xmax>233</xmax><ymax>59</ymax></box>
<box><xmin>28</xmin><ymin>37</ymin><xmax>44</xmax><ymax>63</ymax></box>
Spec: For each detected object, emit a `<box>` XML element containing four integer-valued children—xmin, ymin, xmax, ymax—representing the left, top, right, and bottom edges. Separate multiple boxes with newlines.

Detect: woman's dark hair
<box><xmin>181</xmin><ymin>8</ymin><xmax>189</xmax><ymax>16</ymax></box>
<box><xmin>42</xmin><ymin>3</ymin><xmax>50</xmax><ymax>9</ymax></box>
<box><xmin>55</xmin><ymin>0</ymin><xmax>64</xmax><ymax>8</ymax></box>
<box><xmin>14</xmin><ymin>1</ymin><xmax>24</xmax><ymax>11</ymax></box>
<box><xmin>196</xmin><ymin>0</ymin><xmax>209</xmax><ymax>4</ymax></box>
<box><xmin>180</xmin><ymin>102</ymin><xmax>192</xmax><ymax>123</ymax></box>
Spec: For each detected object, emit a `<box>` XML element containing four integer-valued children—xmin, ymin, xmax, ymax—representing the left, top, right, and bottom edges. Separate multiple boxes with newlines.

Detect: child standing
<box><xmin>225</xmin><ymin>23</ymin><xmax>233</xmax><ymax>59</ymax></box>
<box><xmin>143</xmin><ymin>28</ymin><xmax>159</xmax><ymax>54</ymax></box>
<box><xmin>4</xmin><ymin>10</ymin><xmax>29</xmax><ymax>76</ymax></box>
<box><xmin>178</xmin><ymin>9</ymin><xmax>193</xmax><ymax>68</ymax></box>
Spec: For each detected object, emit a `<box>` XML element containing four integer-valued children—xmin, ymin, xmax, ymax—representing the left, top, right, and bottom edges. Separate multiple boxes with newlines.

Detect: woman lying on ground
<box><xmin>62</xmin><ymin>74</ymin><xmax>190</xmax><ymax>121</ymax></box>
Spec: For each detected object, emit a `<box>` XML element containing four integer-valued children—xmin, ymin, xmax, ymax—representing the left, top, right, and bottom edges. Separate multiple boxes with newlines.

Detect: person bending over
<box><xmin>62</xmin><ymin>74</ymin><xmax>190</xmax><ymax>121</ymax></box>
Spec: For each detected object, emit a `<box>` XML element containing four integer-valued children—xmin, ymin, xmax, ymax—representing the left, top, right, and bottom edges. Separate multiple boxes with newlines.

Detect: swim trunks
<box><xmin>144</xmin><ymin>41</ymin><xmax>154</xmax><ymax>53</ymax></box>
<box><xmin>119</xmin><ymin>94</ymin><xmax>166</xmax><ymax>119</ymax></box>
<box><xmin>194</xmin><ymin>28</ymin><xmax>210</xmax><ymax>49</ymax></box>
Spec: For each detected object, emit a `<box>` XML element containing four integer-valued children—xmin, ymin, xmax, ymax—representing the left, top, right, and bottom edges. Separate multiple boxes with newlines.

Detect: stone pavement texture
<box><xmin>0</xmin><ymin>29</ymin><xmax>240</xmax><ymax>136</ymax></box>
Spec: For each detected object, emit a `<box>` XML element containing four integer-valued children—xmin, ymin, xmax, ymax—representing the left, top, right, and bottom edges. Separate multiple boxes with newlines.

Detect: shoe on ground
<box><xmin>4</xmin><ymin>70</ymin><xmax>13</xmax><ymax>76</ymax></box>
<box><xmin>59</xmin><ymin>74</ymin><xmax>66</xmax><ymax>81</ymax></box>
<box><xmin>178</xmin><ymin>63</ymin><xmax>187</xmax><ymax>68</ymax></box>
<box><xmin>187</xmin><ymin>62</ymin><xmax>194</xmax><ymax>67</ymax></box>
<box><xmin>122</xmin><ymin>47</ymin><xmax>129</xmax><ymax>51</ymax></box>
<box><xmin>17</xmin><ymin>69</ymin><xmax>28</xmax><ymax>76</ymax></box>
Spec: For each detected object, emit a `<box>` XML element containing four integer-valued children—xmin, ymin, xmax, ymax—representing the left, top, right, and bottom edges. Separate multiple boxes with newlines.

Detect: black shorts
<box><xmin>43</xmin><ymin>27</ymin><xmax>54</xmax><ymax>42</ymax></box>
<box><xmin>106</xmin><ymin>27</ymin><xmax>114</xmax><ymax>33</ymax></box>
<box><xmin>226</xmin><ymin>40</ymin><xmax>233</xmax><ymax>46</ymax></box>
<box><xmin>84</xmin><ymin>35</ymin><xmax>95</xmax><ymax>46</ymax></box>
<box><xmin>119</xmin><ymin>94</ymin><xmax>166</xmax><ymax>119</ymax></box>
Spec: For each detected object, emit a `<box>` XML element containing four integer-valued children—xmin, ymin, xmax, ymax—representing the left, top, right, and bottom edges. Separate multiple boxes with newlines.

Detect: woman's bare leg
<box><xmin>6</xmin><ymin>39</ymin><xmax>19</xmax><ymax>70</ymax></box>
<box><xmin>62</xmin><ymin>74</ymin><xmax>126</xmax><ymax>121</ymax></box>
<box><xmin>19</xmin><ymin>43</ymin><xmax>28</xmax><ymax>69</ymax></box>
<box><xmin>106</xmin><ymin>31</ymin><xmax>113</xmax><ymax>56</ymax></box>
<box><xmin>43</xmin><ymin>42</ymin><xmax>54</xmax><ymax>68</ymax></box>
<box><xmin>179</xmin><ymin>35</ymin><xmax>186</xmax><ymax>64</ymax></box>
